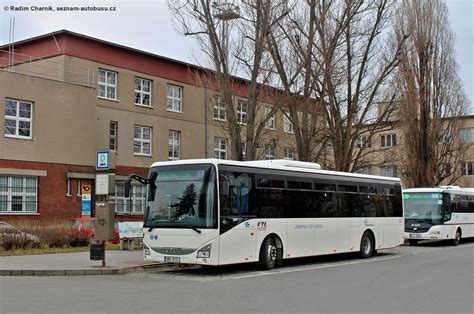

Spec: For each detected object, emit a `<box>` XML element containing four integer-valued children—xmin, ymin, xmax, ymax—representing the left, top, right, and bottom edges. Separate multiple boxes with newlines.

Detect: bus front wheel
<box><xmin>259</xmin><ymin>237</ymin><xmax>277</xmax><ymax>270</ymax></box>
<box><xmin>359</xmin><ymin>232</ymin><xmax>375</xmax><ymax>258</ymax></box>
<box><xmin>452</xmin><ymin>228</ymin><xmax>461</xmax><ymax>246</ymax></box>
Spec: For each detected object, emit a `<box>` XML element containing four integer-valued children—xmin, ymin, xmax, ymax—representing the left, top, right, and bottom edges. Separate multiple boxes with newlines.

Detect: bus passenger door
<box><xmin>218</xmin><ymin>171</ymin><xmax>257</xmax><ymax>264</ymax></box>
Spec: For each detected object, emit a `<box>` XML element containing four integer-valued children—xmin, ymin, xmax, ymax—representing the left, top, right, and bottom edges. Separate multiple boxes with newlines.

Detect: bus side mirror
<box><xmin>220</xmin><ymin>181</ymin><xmax>230</xmax><ymax>196</ymax></box>
<box><xmin>148</xmin><ymin>172</ymin><xmax>158</xmax><ymax>202</ymax></box>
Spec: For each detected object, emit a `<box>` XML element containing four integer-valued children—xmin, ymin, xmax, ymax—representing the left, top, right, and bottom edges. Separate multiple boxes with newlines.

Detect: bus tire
<box><xmin>259</xmin><ymin>237</ymin><xmax>277</xmax><ymax>270</ymax></box>
<box><xmin>408</xmin><ymin>239</ymin><xmax>418</xmax><ymax>246</ymax></box>
<box><xmin>359</xmin><ymin>232</ymin><xmax>375</xmax><ymax>258</ymax></box>
<box><xmin>452</xmin><ymin>228</ymin><xmax>461</xmax><ymax>246</ymax></box>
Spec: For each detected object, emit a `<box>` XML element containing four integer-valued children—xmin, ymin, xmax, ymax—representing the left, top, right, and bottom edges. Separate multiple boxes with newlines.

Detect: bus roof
<box><xmin>404</xmin><ymin>187</ymin><xmax>474</xmax><ymax>194</ymax></box>
<box><xmin>150</xmin><ymin>158</ymin><xmax>401</xmax><ymax>183</ymax></box>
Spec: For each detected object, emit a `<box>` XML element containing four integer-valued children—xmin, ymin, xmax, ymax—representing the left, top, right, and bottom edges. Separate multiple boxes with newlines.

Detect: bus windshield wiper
<box><xmin>146</xmin><ymin>222</ymin><xmax>202</xmax><ymax>234</ymax></box>
<box><xmin>175</xmin><ymin>224</ymin><xmax>202</xmax><ymax>234</ymax></box>
<box><xmin>144</xmin><ymin>222</ymin><xmax>159</xmax><ymax>232</ymax></box>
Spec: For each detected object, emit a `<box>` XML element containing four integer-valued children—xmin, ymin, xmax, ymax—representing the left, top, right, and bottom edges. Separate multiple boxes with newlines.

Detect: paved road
<box><xmin>1</xmin><ymin>241</ymin><xmax>473</xmax><ymax>313</ymax></box>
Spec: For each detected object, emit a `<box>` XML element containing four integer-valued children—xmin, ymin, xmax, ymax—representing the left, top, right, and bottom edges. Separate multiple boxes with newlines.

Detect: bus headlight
<box><xmin>197</xmin><ymin>244</ymin><xmax>211</xmax><ymax>258</ymax></box>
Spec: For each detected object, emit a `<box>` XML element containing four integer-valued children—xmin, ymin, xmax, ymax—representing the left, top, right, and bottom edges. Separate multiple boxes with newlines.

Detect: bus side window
<box><xmin>469</xmin><ymin>196</ymin><xmax>474</xmax><ymax>213</ymax></box>
<box><xmin>314</xmin><ymin>191</ymin><xmax>336</xmax><ymax>217</ymax></box>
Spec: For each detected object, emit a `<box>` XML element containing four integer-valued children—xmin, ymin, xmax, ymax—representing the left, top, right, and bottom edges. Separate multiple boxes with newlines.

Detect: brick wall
<box><xmin>0</xmin><ymin>159</ymin><xmax>147</xmax><ymax>223</ymax></box>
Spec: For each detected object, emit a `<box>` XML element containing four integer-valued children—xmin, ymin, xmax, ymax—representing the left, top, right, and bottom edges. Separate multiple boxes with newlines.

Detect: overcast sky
<box><xmin>0</xmin><ymin>0</ymin><xmax>472</xmax><ymax>111</ymax></box>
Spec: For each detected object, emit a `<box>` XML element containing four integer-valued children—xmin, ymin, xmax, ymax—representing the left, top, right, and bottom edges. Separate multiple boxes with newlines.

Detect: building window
<box><xmin>460</xmin><ymin>128</ymin><xmax>474</xmax><ymax>142</ymax></box>
<box><xmin>461</xmin><ymin>162</ymin><xmax>474</xmax><ymax>176</ymax></box>
<box><xmin>114</xmin><ymin>183</ymin><xmax>145</xmax><ymax>214</ymax></box>
<box><xmin>167</xmin><ymin>84</ymin><xmax>182</xmax><ymax>112</ymax></box>
<box><xmin>98</xmin><ymin>69</ymin><xmax>117</xmax><ymax>100</ymax></box>
<box><xmin>380</xmin><ymin>166</ymin><xmax>398</xmax><ymax>177</ymax></box>
<box><xmin>134</xmin><ymin>78</ymin><xmax>152</xmax><ymax>107</ymax></box>
<box><xmin>168</xmin><ymin>130</ymin><xmax>181</xmax><ymax>161</ymax></box>
<box><xmin>0</xmin><ymin>176</ymin><xmax>38</xmax><ymax>213</ymax></box>
<box><xmin>380</xmin><ymin>134</ymin><xmax>397</xmax><ymax>148</ymax></box>
<box><xmin>265</xmin><ymin>144</ymin><xmax>276</xmax><ymax>160</ymax></box>
<box><xmin>284</xmin><ymin>147</ymin><xmax>294</xmax><ymax>160</ymax></box>
<box><xmin>66</xmin><ymin>178</ymin><xmax>71</xmax><ymax>197</ymax></box>
<box><xmin>76</xmin><ymin>179</ymin><xmax>82</xmax><ymax>197</ymax></box>
<box><xmin>356</xmin><ymin>166</ymin><xmax>372</xmax><ymax>175</ymax></box>
<box><xmin>109</xmin><ymin>121</ymin><xmax>118</xmax><ymax>151</ymax></box>
<box><xmin>265</xmin><ymin>108</ymin><xmax>275</xmax><ymax>130</ymax></box>
<box><xmin>237</xmin><ymin>101</ymin><xmax>248</xmax><ymax>125</ymax></box>
<box><xmin>356</xmin><ymin>135</ymin><xmax>372</xmax><ymax>148</ymax></box>
<box><xmin>283</xmin><ymin>112</ymin><xmax>293</xmax><ymax>133</ymax></box>
<box><xmin>4</xmin><ymin>99</ymin><xmax>32</xmax><ymax>139</ymax></box>
<box><xmin>214</xmin><ymin>137</ymin><xmax>227</xmax><ymax>159</ymax></box>
<box><xmin>213</xmin><ymin>96</ymin><xmax>226</xmax><ymax>121</ymax></box>
<box><xmin>134</xmin><ymin>125</ymin><xmax>152</xmax><ymax>156</ymax></box>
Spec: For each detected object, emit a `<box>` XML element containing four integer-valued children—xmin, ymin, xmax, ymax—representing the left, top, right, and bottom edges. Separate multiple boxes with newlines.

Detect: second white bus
<box><xmin>126</xmin><ymin>159</ymin><xmax>404</xmax><ymax>270</ymax></box>
<box><xmin>404</xmin><ymin>186</ymin><xmax>474</xmax><ymax>245</ymax></box>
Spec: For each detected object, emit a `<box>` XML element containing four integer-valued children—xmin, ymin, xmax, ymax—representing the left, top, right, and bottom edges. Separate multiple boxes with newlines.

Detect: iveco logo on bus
<box><xmin>411</xmin><ymin>223</ymin><xmax>421</xmax><ymax>227</ymax></box>
<box><xmin>162</xmin><ymin>247</ymin><xmax>182</xmax><ymax>254</ymax></box>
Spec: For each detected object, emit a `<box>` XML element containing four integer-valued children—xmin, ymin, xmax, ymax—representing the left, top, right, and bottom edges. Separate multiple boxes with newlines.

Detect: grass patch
<box><xmin>0</xmin><ymin>243</ymin><xmax>120</xmax><ymax>256</ymax></box>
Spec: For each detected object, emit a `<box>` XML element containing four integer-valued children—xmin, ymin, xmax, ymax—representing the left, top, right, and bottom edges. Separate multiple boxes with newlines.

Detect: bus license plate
<box><xmin>164</xmin><ymin>256</ymin><xmax>180</xmax><ymax>263</ymax></box>
<box><xmin>409</xmin><ymin>234</ymin><xmax>421</xmax><ymax>239</ymax></box>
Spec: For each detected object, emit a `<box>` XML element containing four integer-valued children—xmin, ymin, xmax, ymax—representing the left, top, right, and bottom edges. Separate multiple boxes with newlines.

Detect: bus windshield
<box><xmin>403</xmin><ymin>193</ymin><xmax>443</xmax><ymax>220</ymax></box>
<box><xmin>144</xmin><ymin>164</ymin><xmax>217</xmax><ymax>229</ymax></box>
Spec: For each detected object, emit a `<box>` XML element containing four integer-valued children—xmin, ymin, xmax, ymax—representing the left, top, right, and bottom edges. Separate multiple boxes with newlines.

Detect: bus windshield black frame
<box><xmin>403</xmin><ymin>192</ymin><xmax>444</xmax><ymax>222</ymax></box>
<box><xmin>144</xmin><ymin>164</ymin><xmax>218</xmax><ymax>229</ymax></box>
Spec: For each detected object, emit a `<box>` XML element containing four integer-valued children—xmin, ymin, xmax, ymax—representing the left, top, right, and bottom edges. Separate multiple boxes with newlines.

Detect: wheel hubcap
<box><xmin>270</xmin><ymin>246</ymin><xmax>277</xmax><ymax>261</ymax></box>
<box><xmin>363</xmin><ymin>237</ymin><xmax>370</xmax><ymax>254</ymax></box>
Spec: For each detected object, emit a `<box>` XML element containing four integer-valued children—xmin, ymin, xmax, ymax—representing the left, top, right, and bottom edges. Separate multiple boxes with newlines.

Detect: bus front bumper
<box><xmin>143</xmin><ymin>243</ymin><xmax>218</xmax><ymax>266</ymax></box>
<box><xmin>403</xmin><ymin>229</ymin><xmax>446</xmax><ymax>241</ymax></box>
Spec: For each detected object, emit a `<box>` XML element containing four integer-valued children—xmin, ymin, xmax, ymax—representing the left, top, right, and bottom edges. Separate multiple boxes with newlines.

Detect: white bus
<box><xmin>404</xmin><ymin>186</ymin><xmax>474</xmax><ymax>245</ymax></box>
<box><xmin>126</xmin><ymin>159</ymin><xmax>404</xmax><ymax>270</ymax></box>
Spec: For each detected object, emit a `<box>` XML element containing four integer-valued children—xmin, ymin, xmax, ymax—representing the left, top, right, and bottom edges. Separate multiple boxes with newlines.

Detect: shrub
<box><xmin>67</xmin><ymin>228</ymin><xmax>91</xmax><ymax>247</ymax></box>
<box><xmin>0</xmin><ymin>230</ymin><xmax>41</xmax><ymax>250</ymax></box>
<box><xmin>2</xmin><ymin>221</ymin><xmax>91</xmax><ymax>250</ymax></box>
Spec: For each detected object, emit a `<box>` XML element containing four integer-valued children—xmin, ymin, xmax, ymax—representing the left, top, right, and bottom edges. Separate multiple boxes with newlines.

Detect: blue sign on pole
<box><xmin>82</xmin><ymin>200</ymin><xmax>91</xmax><ymax>217</ymax></box>
<box><xmin>82</xmin><ymin>193</ymin><xmax>92</xmax><ymax>217</ymax></box>
<box><xmin>96</xmin><ymin>151</ymin><xmax>110</xmax><ymax>171</ymax></box>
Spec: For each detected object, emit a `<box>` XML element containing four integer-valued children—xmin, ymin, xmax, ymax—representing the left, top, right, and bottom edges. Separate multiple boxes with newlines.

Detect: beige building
<box><xmin>354</xmin><ymin>115</ymin><xmax>474</xmax><ymax>188</ymax></box>
<box><xmin>0</xmin><ymin>30</ymin><xmax>305</xmax><ymax>221</ymax></box>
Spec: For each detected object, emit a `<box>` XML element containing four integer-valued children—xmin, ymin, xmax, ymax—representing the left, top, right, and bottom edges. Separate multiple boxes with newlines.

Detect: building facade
<box><xmin>354</xmin><ymin>115</ymin><xmax>474</xmax><ymax>187</ymax></box>
<box><xmin>0</xmin><ymin>30</ymin><xmax>305</xmax><ymax>221</ymax></box>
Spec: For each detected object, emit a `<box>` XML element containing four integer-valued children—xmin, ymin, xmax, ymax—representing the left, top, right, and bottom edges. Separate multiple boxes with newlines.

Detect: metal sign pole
<box><xmin>102</xmin><ymin>240</ymin><xmax>106</xmax><ymax>267</ymax></box>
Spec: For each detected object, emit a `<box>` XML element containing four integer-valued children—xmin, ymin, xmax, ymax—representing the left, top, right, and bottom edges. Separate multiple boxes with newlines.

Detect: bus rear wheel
<box><xmin>452</xmin><ymin>229</ymin><xmax>461</xmax><ymax>246</ymax></box>
<box><xmin>359</xmin><ymin>232</ymin><xmax>375</xmax><ymax>258</ymax></box>
<box><xmin>259</xmin><ymin>237</ymin><xmax>277</xmax><ymax>270</ymax></box>
<box><xmin>408</xmin><ymin>239</ymin><xmax>418</xmax><ymax>246</ymax></box>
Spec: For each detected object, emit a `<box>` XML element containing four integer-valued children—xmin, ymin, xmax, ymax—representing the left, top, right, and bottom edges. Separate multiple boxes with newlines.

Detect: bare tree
<box><xmin>393</xmin><ymin>0</ymin><xmax>468</xmax><ymax>187</ymax></box>
<box><xmin>267</xmin><ymin>0</ymin><xmax>406</xmax><ymax>169</ymax></box>
<box><xmin>312</xmin><ymin>0</ymin><xmax>407</xmax><ymax>172</ymax></box>
<box><xmin>168</xmin><ymin>0</ymin><xmax>288</xmax><ymax>160</ymax></box>
<box><xmin>266</xmin><ymin>0</ymin><xmax>328</xmax><ymax>162</ymax></box>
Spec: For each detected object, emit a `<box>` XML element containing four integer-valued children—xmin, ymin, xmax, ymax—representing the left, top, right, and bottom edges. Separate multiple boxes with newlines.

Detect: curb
<box><xmin>0</xmin><ymin>263</ymin><xmax>182</xmax><ymax>277</ymax></box>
